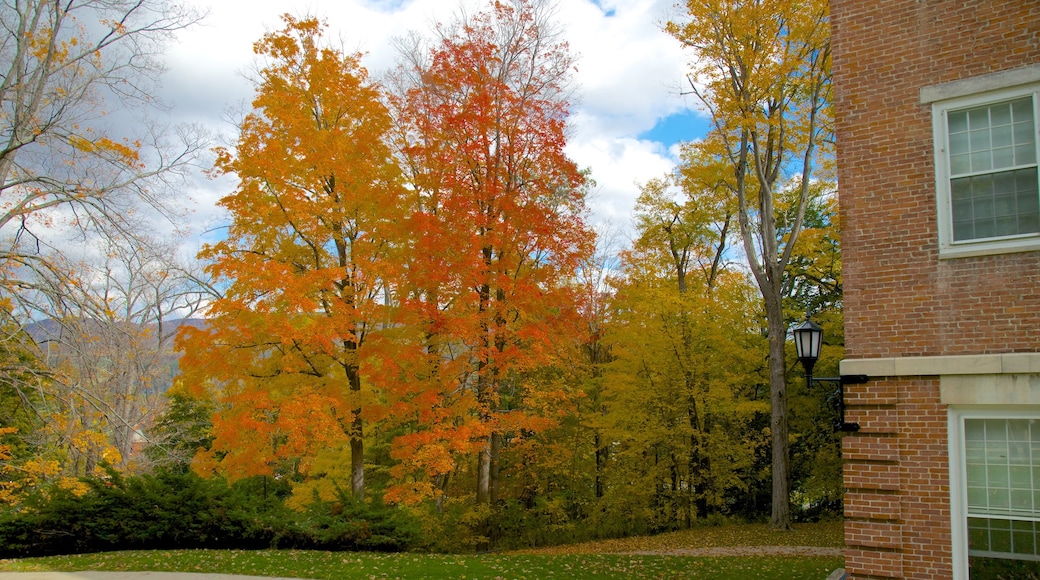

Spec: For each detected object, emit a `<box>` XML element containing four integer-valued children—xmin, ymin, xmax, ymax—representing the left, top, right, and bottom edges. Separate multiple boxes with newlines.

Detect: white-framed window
<box><xmin>931</xmin><ymin>81</ymin><xmax>1040</xmax><ymax>258</ymax></box>
<box><xmin>950</xmin><ymin>407</ymin><xmax>1040</xmax><ymax>578</ymax></box>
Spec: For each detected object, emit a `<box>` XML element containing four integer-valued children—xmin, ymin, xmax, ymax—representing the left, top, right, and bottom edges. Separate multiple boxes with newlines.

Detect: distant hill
<box><xmin>23</xmin><ymin>317</ymin><xmax>208</xmax><ymax>395</ymax></box>
<box><xmin>25</xmin><ymin>317</ymin><xmax>207</xmax><ymax>345</ymax></box>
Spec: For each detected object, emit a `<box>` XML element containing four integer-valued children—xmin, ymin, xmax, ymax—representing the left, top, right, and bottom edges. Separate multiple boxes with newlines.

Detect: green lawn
<box><xmin>0</xmin><ymin>521</ymin><xmax>845</xmax><ymax>580</ymax></box>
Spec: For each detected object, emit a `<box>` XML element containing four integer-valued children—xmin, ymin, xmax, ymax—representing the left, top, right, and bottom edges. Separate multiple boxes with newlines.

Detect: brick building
<box><xmin>831</xmin><ymin>1</ymin><xmax>1040</xmax><ymax>578</ymax></box>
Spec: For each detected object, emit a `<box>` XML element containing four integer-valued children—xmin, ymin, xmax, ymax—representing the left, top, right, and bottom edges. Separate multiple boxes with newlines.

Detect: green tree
<box><xmin>143</xmin><ymin>380</ymin><xmax>214</xmax><ymax>472</ymax></box>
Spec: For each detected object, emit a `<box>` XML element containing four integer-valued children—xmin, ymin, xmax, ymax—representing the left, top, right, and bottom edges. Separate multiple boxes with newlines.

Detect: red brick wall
<box><xmin>843</xmin><ymin>379</ymin><xmax>951</xmax><ymax>579</ymax></box>
<box><xmin>832</xmin><ymin>0</ymin><xmax>1040</xmax><ymax>361</ymax></box>
<box><xmin>832</xmin><ymin>1</ymin><xmax>1040</xmax><ymax>578</ymax></box>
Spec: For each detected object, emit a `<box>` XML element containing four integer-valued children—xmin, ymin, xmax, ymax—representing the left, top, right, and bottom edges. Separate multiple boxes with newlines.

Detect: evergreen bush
<box><xmin>0</xmin><ymin>470</ymin><xmax>420</xmax><ymax>557</ymax></box>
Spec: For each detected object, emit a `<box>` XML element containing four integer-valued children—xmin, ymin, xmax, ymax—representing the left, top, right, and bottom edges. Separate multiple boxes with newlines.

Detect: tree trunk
<box><xmin>490</xmin><ymin>431</ymin><xmax>501</xmax><ymax>504</ymax></box>
<box><xmin>348</xmin><ymin>368</ymin><xmax>364</xmax><ymax>500</ymax></box>
<box><xmin>350</xmin><ymin>421</ymin><xmax>364</xmax><ymax>500</ymax></box>
<box><xmin>594</xmin><ymin>431</ymin><xmax>606</xmax><ymax>498</ymax></box>
<box><xmin>766</xmin><ymin>295</ymin><xmax>792</xmax><ymax>529</ymax></box>
<box><xmin>477</xmin><ymin>435</ymin><xmax>492</xmax><ymax>505</ymax></box>
<box><xmin>476</xmin><ymin>434</ymin><xmax>493</xmax><ymax>552</ymax></box>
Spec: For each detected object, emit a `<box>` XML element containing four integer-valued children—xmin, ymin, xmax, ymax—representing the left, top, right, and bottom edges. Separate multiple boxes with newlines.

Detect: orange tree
<box><xmin>177</xmin><ymin>15</ymin><xmax>403</xmax><ymax>500</ymax></box>
<box><xmin>384</xmin><ymin>0</ymin><xmax>594</xmax><ymax>511</ymax></box>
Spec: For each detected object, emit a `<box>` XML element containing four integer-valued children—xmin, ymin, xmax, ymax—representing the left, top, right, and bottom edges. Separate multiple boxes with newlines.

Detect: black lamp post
<box><xmin>793</xmin><ymin>318</ymin><xmax>867</xmax><ymax>433</ymax></box>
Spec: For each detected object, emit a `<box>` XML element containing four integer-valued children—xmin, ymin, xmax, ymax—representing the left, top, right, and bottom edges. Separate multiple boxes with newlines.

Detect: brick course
<box><xmin>841</xmin><ymin>379</ymin><xmax>951</xmax><ymax>579</ymax></box>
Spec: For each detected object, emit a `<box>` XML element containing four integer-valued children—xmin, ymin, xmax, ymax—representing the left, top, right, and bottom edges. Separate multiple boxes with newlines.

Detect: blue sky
<box><xmin>639</xmin><ymin>110</ymin><xmax>711</xmax><ymax>151</ymax></box>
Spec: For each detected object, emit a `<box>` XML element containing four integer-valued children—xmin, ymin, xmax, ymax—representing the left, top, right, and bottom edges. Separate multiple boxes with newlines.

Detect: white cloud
<box><xmin>160</xmin><ymin>0</ymin><xmax>697</xmax><ymax>244</ymax></box>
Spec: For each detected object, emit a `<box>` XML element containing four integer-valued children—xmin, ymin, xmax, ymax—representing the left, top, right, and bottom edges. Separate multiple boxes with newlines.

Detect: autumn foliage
<box><xmin>381</xmin><ymin>0</ymin><xmax>593</xmax><ymax>509</ymax></box>
<box><xmin>177</xmin><ymin>15</ymin><xmax>403</xmax><ymax>499</ymax></box>
<box><xmin>177</xmin><ymin>1</ymin><xmax>595</xmax><ymax>519</ymax></box>
<box><xmin>156</xmin><ymin>0</ymin><xmax>844</xmax><ymax>551</ymax></box>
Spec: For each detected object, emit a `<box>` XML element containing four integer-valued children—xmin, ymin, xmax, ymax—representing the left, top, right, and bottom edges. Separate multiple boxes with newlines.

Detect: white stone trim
<box><xmin>840</xmin><ymin>353</ymin><xmax>1040</xmax><ymax>377</ymax></box>
<box><xmin>921</xmin><ymin>63</ymin><xmax>1040</xmax><ymax>104</ymax></box>
<box><xmin>942</xmin><ymin>374</ymin><xmax>1040</xmax><ymax>405</ymax></box>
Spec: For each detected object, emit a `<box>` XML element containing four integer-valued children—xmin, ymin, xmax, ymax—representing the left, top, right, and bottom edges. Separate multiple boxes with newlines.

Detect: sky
<box><xmin>158</xmin><ymin>0</ymin><xmax>710</xmax><ymax>247</ymax></box>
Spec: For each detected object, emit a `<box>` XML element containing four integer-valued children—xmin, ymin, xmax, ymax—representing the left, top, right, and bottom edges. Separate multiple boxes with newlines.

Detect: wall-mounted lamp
<box><xmin>792</xmin><ymin>318</ymin><xmax>868</xmax><ymax>433</ymax></box>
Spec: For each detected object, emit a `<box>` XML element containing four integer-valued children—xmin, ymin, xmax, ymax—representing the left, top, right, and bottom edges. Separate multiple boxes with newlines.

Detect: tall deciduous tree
<box><xmin>31</xmin><ymin>236</ymin><xmax>208</xmax><ymax>473</ymax></box>
<box><xmin>0</xmin><ymin>0</ymin><xmax>205</xmax><ymax>487</ymax></box>
<box><xmin>666</xmin><ymin>0</ymin><xmax>833</xmax><ymax>529</ymax></box>
<box><xmin>0</xmin><ymin>0</ymin><xmax>204</xmax><ymax>311</ymax></box>
<box><xmin>388</xmin><ymin>0</ymin><xmax>593</xmax><ymax>509</ymax></box>
<box><xmin>178</xmin><ymin>15</ymin><xmax>403</xmax><ymax>500</ymax></box>
<box><xmin>598</xmin><ymin>170</ymin><xmax>766</xmax><ymax>529</ymax></box>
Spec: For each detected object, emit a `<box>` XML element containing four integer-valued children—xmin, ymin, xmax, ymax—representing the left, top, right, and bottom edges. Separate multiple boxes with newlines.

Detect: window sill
<box><xmin>939</xmin><ymin>236</ymin><xmax>1040</xmax><ymax>259</ymax></box>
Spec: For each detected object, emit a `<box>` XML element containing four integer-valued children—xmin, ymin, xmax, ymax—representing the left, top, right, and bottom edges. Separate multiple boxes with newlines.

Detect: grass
<box><xmin>512</xmin><ymin>520</ymin><xmax>846</xmax><ymax>554</ymax></box>
<box><xmin>0</xmin><ymin>521</ymin><xmax>845</xmax><ymax>579</ymax></box>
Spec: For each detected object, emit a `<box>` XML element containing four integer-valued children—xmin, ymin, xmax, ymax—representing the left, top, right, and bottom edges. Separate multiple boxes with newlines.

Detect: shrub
<box><xmin>0</xmin><ymin>470</ymin><xmax>420</xmax><ymax>557</ymax></box>
<box><xmin>278</xmin><ymin>487</ymin><xmax>422</xmax><ymax>552</ymax></box>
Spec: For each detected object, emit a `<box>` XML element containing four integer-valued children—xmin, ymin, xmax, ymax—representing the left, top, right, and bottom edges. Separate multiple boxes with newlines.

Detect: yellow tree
<box><xmin>600</xmin><ymin>164</ymin><xmax>767</xmax><ymax>529</ymax></box>
<box><xmin>667</xmin><ymin>0</ymin><xmax>833</xmax><ymax>529</ymax></box>
<box><xmin>177</xmin><ymin>16</ymin><xmax>403</xmax><ymax>500</ymax></box>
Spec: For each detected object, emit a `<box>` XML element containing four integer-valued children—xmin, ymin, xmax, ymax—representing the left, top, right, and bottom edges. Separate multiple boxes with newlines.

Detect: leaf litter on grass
<box><xmin>0</xmin><ymin>522</ymin><xmax>844</xmax><ymax>579</ymax></box>
<box><xmin>507</xmin><ymin>520</ymin><xmax>845</xmax><ymax>556</ymax></box>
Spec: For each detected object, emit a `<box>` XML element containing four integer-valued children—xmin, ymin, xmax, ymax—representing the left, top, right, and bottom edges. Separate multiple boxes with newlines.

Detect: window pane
<box><xmin>971</xmin><ymin>128</ymin><xmax>993</xmax><ymax>151</ymax></box>
<box><xmin>1012</xmin><ymin>465</ymin><xmax>1033</xmax><ymax>486</ymax></box>
<box><xmin>1014</xmin><ymin>120</ymin><xmax>1035</xmax><ymax>147</ymax></box>
<box><xmin>993</xmin><ymin>527</ymin><xmax>1013</xmax><ymax>552</ymax></box>
<box><xmin>1018</xmin><ymin>143</ymin><xmax>1038</xmax><ymax>166</ymax></box>
<box><xmin>951</xmin><ymin>153</ymin><xmax>971</xmax><ymax>175</ymax></box>
<box><xmin>968</xmin><ymin>420</ymin><xmax>988</xmax><ymax>441</ymax></box>
<box><xmin>994</xmin><ymin>124</ymin><xmax>1015</xmax><ymax>149</ymax></box>
<box><xmin>968</xmin><ymin>441</ymin><xmax>987</xmax><ymax>464</ymax></box>
<box><xmin>1012</xmin><ymin>97</ymin><xmax>1034</xmax><ymax>123</ymax></box>
<box><xmin>975</xmin><ymin>220</ymin><xmax>997</xmax><ymax>239</ymax></box>
<box><xmin>969</xmin><ymin>107</ymin><xmax>991</xmax><ymax>129</ymax></box>
<box><xmin>970</xmin><ymin>517</ymin><xmax>992</xmax><ymax>550</ymax></box>
<box><xmin>1012</xmin><ymin>489</ymin><xmax>1034</xmax><ymax>513</ymax></box>
<box><xmin>950</xmin><ymin>170</ymin><xmax>1040</xmax><ymax>241</ymax></box>
<box><xmin>969</xmin><ymin>556</ymin><xmax>1040</xmax><ymax>578</ymax></box>
<box><xmin>948</xmin><ymin>97</ymin><xmax>1036</xmax><ymax>180</ymax></box>
<box><xmin>996</xmin><ymin>217</ymin><xmax>1019</xmax><ymax>237</ymax></box>
<box><xmin>992</xmin><ymin>102</ymin><xmax>1014</xmax><ymax>126</ymax></box>
<box><xmin>1020</xmin><ymin>213</ymin><xmax>1040</xmax><ymax>235</ymax></box>
<box><xmin>951</xmin><ymin>130</ymin><xmax>971</xmax><ymax>157</ymax></box>
<box><xmin>969</xmin><ymin>486</ymin><xmax>989</xmax><ymax>509</ymax></box>
<box><xmin>972</xmin><ymin>151</ymin><xmax>993</xmax><ymax>172</ymax></box>
<box><xmin>1013</xmin><ymin>530</ymin><xmax>1036</xmax><ymax>556</ymax></box>
<box><xmin>995</xmin><ymin>146</ymin><xmax>1017</xmax><ymax>168</ymax></box>
<box><xmin>950</xmin><ymin>110</ymin><xmax>969</xmax><ymax>133</ymax></box>
<box><xmin>989</xmin><ymin>420</ymin><xmax>1011</xmax><ymax>441</ymax></box>
<box><xmin>1019</xmin><ymin>169</ymin><xmax>1039</xmax><ymax>200</ymax></box>
<box><xmin>995</xmin><ymin>171</ymin><xmax>1017</xmax><ymax>194</ymax></box>
<box><xmin>965</xmin><ymin>418</ymin><xmax>1040</xmax><ymax>575</ymax></box>
<box><xmin>991</xmin><ymin>488</ymin><xmax>1012</xmax><ymax>511</ymax></box>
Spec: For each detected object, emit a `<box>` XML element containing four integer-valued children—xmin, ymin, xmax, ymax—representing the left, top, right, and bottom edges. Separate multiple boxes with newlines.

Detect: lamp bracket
<box><xmin>807</xmin><ymin>375</ymin><xmax>870</xmax><ymax>433</ymax></box>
